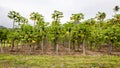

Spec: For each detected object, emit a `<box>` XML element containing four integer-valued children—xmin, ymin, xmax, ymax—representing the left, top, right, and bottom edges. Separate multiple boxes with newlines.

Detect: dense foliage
<box><xmin>0</xmin><ymin>8</ymin><xmax>120</xmax><ymax>55</ymax></box>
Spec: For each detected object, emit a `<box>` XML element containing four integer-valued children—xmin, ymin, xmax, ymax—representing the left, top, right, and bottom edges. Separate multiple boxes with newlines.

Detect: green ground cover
<box><xmin>0</xmin><ymin>54</ymin><xmax>120</xmax><ymax>68</ymax></box>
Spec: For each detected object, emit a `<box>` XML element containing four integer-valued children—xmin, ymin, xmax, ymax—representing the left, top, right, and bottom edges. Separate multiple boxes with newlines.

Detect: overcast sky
<box><xmin>0</xmin><ymin>0</ymin><xmax>120</xmax><ymax>27</ymax></box>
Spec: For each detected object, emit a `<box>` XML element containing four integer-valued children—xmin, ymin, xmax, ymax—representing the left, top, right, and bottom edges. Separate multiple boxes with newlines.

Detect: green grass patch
<box><xmin>0</xmin><ymin>54</ymin><xmax>120</xmax><ymax>68</ymax></box>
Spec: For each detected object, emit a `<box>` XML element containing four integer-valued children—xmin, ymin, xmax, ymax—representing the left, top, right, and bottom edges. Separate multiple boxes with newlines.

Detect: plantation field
<box><xmin>0</xmin><ymin>54</ymin><xmax>120</xmax><ymax>68</ymax></box>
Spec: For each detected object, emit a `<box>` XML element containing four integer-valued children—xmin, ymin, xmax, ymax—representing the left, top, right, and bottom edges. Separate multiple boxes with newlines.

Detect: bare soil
<box><xmin>0</xmin><ymin>44</ymin><xmax>120</xmax><ymax>56</ymax></box>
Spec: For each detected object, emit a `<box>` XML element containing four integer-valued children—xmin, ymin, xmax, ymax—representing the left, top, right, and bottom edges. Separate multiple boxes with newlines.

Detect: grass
<box><xmin>0</xmin><ymin>54</ymin><xmax>120</xmax><ymax>68</ymax></box>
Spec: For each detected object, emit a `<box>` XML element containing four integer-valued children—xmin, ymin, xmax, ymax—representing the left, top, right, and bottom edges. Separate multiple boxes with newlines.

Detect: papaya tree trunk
<box><xmin>72</xmin><ymin>41</ymin><xmax>75</xmax><ymax>50</ymax></box>
<box><xmin>56</xmin><ymin>44</ymin><xmax>59</xmax><ymax>55</ymax></box>
<box><xmin>16</xmin><ymin>41</ymin><xmax>19</xmax><ymax>50</ymax></box>
<box><xmin>13</xmin><ymin>21</ymin><xmax>15</xmax><ymax>29</ymax></box>
<box><xmin>36</xmin><ymin>42</ymin><xmax>40</xmax><ymax>50</ymax></box>
<box><xmin>41</xmin><ymin>40</ymin><xmax>44</xmax><ymax>54</ymax></box>
<box><xmin>78</xmin><ymin>41</ymin><xmax>80</xmax><ymax>51</ymax></box>
<box><xmin>68</xmin><ymin>32</ymin><xmax>71</xmax><ymax>53</ymax></box>
<box><xmin>29</xmin><ymin>44</ymin><xmax>32</xmax><ymax>54</ymax></box>
<box><xmin>108</xmin><ymin>40</ymin><xmax>112</xmax><ymax>55</ymax></box>
<box><xmin>68</xmin><ymin>39</ymin><xmax>71</xmax><ymax>53</ymax></box>
<box><xmin>0</xmin><ymin>40</ymin><xmax>4</xmax><ymax>53</ymax></box>
<box><xmin>78</xmin><ymin>36</ymin><xmax>81</xmax><ymax>51</ymax></box>
<box><xmin>44</xmin><ymin>38</ymin><xmax>48</xmax><ymax>52</ymax></box>
<box><xmin>34</xmin><ymin>20</ymin><xmax>36</xmax><ymax>27</ymax></box>
<box><xmin>54</xmin><ymin>36</ymin><xmax>58</xmax><ymax>55</ymax></box>
<box><xmin>82</xmin><ymin>38</ymin><xmax>86</xmax><ymax>55</ymax></box>
<box><xmin>11</xmin><ymin>40</ymin><xmax>14</xmax><ymax>51</ymax></box>
<box><xmin>3</xmin><ymin>40</ymin><xmax>5</xmax><ymax>48</ymax></box>
<box><xmin>63</xmin><ymin>41</ymin><xmax>65</xmax><ymax>47</ymax></box>
<box><xmin>54</xmin><ymin>38</ymin><xmax>57</xmax><ymax>51</ymax></box>
<box><xmin>21</xmin><ymin>41</ymin><xmax>24</xmax><ymax>48</ymax></box>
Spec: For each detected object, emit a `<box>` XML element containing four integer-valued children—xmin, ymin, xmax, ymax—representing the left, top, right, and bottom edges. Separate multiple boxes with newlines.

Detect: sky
<box><xmin>0</xmin><ymin>0</ymin><xmax>120</xmax><ymax>28</ymax></box>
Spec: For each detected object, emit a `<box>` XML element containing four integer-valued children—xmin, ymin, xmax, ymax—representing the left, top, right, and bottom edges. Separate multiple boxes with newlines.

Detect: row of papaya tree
<box><xmin>0</xmin><ymin>6</ymin><xmax>120</xmax><ymax>55</ymax></box>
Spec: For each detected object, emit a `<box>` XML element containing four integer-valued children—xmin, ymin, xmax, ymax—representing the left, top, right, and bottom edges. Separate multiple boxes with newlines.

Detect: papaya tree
<box><xmin>78</xmin><ymin>22</ymin><xmax>91</xmax><ymax>55</ymax></box>
<box><xmin>34</xmin><ymin>13</ymin><xmax>48</xmax><ymax>53</ymax></box>
<box><xmin>63</xmin><ymin>22</ymin><xmax>74</xmax><ymax>53</ymax></box>
<box><xmin>103</xmin><ymin>19</ymin><xmax>120</xmax><ymax>54</ymax></box>
<box><xmin>70</xmin><ymin>13</ymin><xmax>84</xmax><ymax>50</ymax></box>
<box><xmin>49</xmin><ymin>10</ymin><xmax>63</xmax><ymax>55</ymax></box>
<box><xmin>113</xmin><ymin>5</ymin><xmax>119</xmax><ymax>14</ymax></box>
<box><xmin>95</xmin><ymin>12</ymin><xmax>106</xmax><ymax>27</ymax></box>
<box><xmin>8</xmin><ymin>11</ymin><xmax>22</xmax><ymax>50</ymax></box>
<box><xmin>70</xmin><ymin>13</ymin><xmax>84</xmax><ymax>24</ymax></box>
<box><xmin>0</xmin><ymin>28</ymin><xmax>9</xmax><ymax>53</ymax></box>
<box><xmin>19</xmin><ymin>24</ymin><xmax>34</xmax><ymax>54</ymax></box>
<box><xmin>30</xmin><ymin>12</ymin><xmax>41</xmax><ymax>26</ymax></box>
<box><xmin>8</xmin><ymin>11</ymin><xmax>20</xmax><ymax>28</ymax></box>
